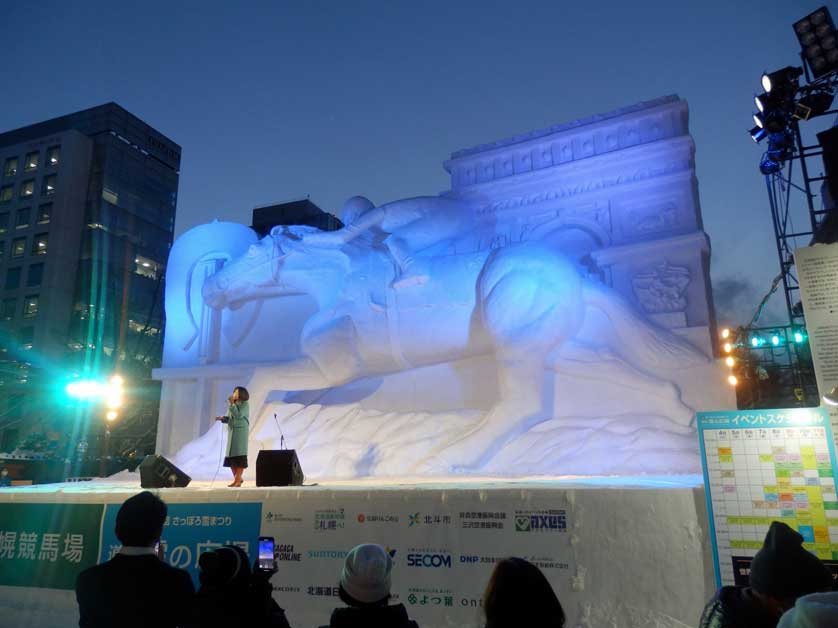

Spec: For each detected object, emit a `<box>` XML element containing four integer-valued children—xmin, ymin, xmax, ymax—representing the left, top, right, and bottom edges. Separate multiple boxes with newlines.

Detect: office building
<box><xmin>0</xmin><ymin>103</ymin><xmax>180</xmax><ymax>456</ymax></box>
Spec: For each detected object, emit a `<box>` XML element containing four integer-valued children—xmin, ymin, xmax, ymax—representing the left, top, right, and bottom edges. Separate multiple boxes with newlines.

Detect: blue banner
<box><xmin>99</xmin><ymin>501</ymin><xmax>262</xmax><ymax>586</ymax></box>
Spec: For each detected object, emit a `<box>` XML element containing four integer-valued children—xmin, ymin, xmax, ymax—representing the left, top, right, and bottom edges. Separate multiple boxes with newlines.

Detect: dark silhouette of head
<box><xmin>115</xmin><ymin>491</ymin><xmax>167</xmax><ymax>547</ymax></box>
<box><xmin>483</xmin><ymin>557</ymin><xmax>565</xmax><ymax>628</ymax></box>
<box><xmin>750</xmin><ymin>521</ymin><xmax>832</xmax><ymax>609</ymax></box>
<box><xmin>198</xmin><ymin>545</ymin><xmax>251</xmax><ymax>591</ymax></box>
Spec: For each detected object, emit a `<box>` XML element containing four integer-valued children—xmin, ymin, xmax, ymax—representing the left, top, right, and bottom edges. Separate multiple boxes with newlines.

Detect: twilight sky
<box><xmin>4</xmin><ymin>0</ymin><xmax>832</xmax><ymax>325</ymax></box>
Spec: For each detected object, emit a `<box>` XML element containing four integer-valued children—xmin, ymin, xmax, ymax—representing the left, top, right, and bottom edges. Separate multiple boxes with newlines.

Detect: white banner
<box><xmin>795</xmin><ymin>242</ymin><xmax>838</xmax><ymax>445</ymax></box>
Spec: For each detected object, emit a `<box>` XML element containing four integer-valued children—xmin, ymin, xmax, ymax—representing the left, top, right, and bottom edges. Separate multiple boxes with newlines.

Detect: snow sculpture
<box><xmin>200</xmin><ymin>208</ymin><xmax>707</xmax><ymax>470</ymax></box>
<box><xmin>155</xmin><ymin>95</ymin><xmax>734</xmax><ymax>477</ymax></box>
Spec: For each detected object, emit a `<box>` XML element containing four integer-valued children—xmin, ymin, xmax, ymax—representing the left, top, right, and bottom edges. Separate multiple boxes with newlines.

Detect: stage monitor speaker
<box><xmin>139</xmin><ymin>455</ymin><xmax>191</xmax><ymax>488</ymax></box>
<box><xmin>256</xmin><ymin>449</ymin><xmax>304</xmax><ymax>487</ymax></box>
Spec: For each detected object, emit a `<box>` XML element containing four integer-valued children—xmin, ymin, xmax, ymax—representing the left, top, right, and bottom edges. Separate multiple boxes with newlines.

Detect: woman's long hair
<box><xmin>483</xmin><ymin>557</ymin><xmax>565</xmax><ymax>628</ymax></box>
<box><xmin>233</xmin><ymin>386</ymin><xmax>250</xmax><ymax>402</ymax></box>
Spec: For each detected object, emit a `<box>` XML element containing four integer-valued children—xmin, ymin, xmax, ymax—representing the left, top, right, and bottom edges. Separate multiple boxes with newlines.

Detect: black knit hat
<box><xmin>750</xmin><ymin>521</ymin><xmax>832</xmax><ymax>599</ymax></box>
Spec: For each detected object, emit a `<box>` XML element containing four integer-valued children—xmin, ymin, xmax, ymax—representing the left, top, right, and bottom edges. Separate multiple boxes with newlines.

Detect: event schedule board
<box><xmin>698</xmin><ymin>408</ymin><xmax>838</xmax><ymax>587</ymax></box>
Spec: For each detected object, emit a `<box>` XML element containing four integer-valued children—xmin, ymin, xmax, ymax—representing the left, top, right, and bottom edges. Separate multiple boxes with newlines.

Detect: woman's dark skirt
<box><xmin>223</xmin><ymin>455</ymin><xmax>248</xmax><ymax>468</ymax></box>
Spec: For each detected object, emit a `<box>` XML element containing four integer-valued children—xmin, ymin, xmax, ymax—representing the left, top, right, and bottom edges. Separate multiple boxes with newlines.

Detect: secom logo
<box><xmin>406</xmin><ymin>553</ymin><xmax>452</xmax><ymax>568</ymax></box>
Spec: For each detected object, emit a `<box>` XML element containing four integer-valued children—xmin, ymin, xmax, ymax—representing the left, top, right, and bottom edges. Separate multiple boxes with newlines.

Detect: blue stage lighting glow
<box><xmin>771</xmin><ymin>334</ymin><xmax>781</xmax><ymax>346</ymax></box>
<box><xmin>794</xmin><ymin>331</ymin><xmax>805</xmax><ymax>343</ymax></box>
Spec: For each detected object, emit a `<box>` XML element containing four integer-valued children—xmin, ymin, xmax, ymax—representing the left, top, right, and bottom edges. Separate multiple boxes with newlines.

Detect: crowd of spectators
<box><xmin>76</xmin><ymin>492</ymin><xmax>837</xmax><ymax>628</ymax></box>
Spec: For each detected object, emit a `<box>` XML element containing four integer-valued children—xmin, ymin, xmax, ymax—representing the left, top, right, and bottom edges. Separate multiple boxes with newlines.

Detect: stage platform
<box><xmin>0</xmin><ymin>474</ymin><xmax>715</xmax><ymax>628</ymax></box>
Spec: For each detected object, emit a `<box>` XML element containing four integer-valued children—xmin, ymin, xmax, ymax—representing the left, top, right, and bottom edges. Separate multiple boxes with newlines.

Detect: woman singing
<box><xmin>216</xmin><ymin>386</ymin><xmax>249</xmax><ymax>487</ymax></box>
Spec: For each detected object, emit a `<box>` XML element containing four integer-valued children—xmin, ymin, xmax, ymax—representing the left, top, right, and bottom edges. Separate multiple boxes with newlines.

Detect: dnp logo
<box><xmin>407</xmin><ymin>553</ymin><xmax>452</xmax><ymax>568</ymax></box>
<box><xmin>408</xmin><ymin>513</ymin><xmax>420</xmax><ymax>527</ymax></box>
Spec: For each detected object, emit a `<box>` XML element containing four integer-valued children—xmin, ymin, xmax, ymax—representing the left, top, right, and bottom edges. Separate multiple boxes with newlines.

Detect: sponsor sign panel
<box><xmin>260</xmin><ymin>491</ymin><xmax>572</xmax><ymax>628</ymax></box>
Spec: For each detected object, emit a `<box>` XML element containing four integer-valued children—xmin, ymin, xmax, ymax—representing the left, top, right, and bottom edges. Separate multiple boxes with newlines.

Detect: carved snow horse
<box><xmin>201</xmin><ymin>196</ymin><xmax>707</xmax><ymax>470</ymax></box>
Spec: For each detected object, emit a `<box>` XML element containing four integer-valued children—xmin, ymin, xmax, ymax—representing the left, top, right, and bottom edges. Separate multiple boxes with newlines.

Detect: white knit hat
<box><xmin>778</xmin><ymin>592</ymin><xmax>838</xmax><ymax>628</ymax></box>
<box><xmin>340</xmin><ymin>543</ymin><xmax>392</xmax><ymax>604</ymax></box>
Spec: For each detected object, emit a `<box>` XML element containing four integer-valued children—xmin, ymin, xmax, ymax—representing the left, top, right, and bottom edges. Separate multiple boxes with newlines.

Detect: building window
<box><xmin>134</xmin><ymin>255</ymin><xmax>160</xmax><ymax>280</ymax></box>
<box><xmin>27</xmin><ymin>263</ymin><xmax>43</xmax><ymax>287</ymax></box>
<box><xmin>0</xmin><ymin>241</ymin><xmax>5</xmax><ymax>261</ymax></box>
<box><xmin>3</xmin><ymin>158</ymin><xmax>17</xmax><ymax>178</ymax></box>
<box><xmin>1</xmin><ymin>298</ymin><xmax>15</xmax><ymax>320</ymax></box>
<box><xmin>32</xmin><ymin>233</ymin><xmax>47</xmax><ymax>255</ymax></box>
<box><xmin>46</xmin><ymin>146</ymin><xmax>60</xmax><ymax>167</ymax></box>
<box><xmin>102</xmin><ymin>188</ymin><xmax>118</xmax><ymax>205</ymax></box>
<box><xmin>16</xmin><ymin>207</ymin><xmax>30</xmax><ymax>229</ymax></box>
<box><xmin>11</xmin><ymin>237</ymin><xmax>25</xmax><ymax>258</ymax></box>
<box><xmin>18</xmin><ymin>326</ymin><xmax>33</xmax><ymax>349</ymax></box>
<box><xmin>41</xmin><ymin>174</ymin><xmax>56</xmax><ymax>196</ymax></box>
<box><xmin>20</xmin><ymin>179</ymin><xmax>34</xmax><ymax>198</ymax></box>
<box><xmin>24</xmin><ymin>152</ymin><xmax>39</xmax><ymax>172</ymax></box>
<box><xmin>36</xmin><ymin>203</ymin><xmax>51</xmax><ymax>224</ymax></box>
<box><xmin>5</xmin><ymin>267</ymin><xmax>21</xmax><ymax>290</ymax></box>
<box><xmin>0</xmin><ymin>185</ymin><xmax>12</xmax><ymax>203</ymax></box>
<box><xmin>0</xmin><ymin>212</ymin><xmax>8</xmax><ymax>234</ymax></box>
<box><xmin>22</xmin><ymin>295</ymin><xmax>38</xmax><ymax>318</ymax></box>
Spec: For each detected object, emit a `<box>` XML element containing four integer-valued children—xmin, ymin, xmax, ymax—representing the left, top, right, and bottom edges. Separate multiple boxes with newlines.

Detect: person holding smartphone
<box><xmin>216</xmin><ymin>386</ymin><xmax>250</xmax><ymax>487</ymax></box>
<box><xmin>188</xmin><ymin>544</ymin><xmax>291</xmax><ymax>628</ymax></box>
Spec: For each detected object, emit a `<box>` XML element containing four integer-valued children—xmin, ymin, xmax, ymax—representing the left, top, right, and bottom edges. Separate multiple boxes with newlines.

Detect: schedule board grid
<box><xmin>697</xmin><ymin>408</ymin><xmax>838</xmax><ymax>587</ymax></box>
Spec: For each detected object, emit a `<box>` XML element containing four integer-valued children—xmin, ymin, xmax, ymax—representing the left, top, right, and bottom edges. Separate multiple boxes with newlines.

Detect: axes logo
<box><xmin>514</xmin><ymin>509</ymin><xmax>567</xmax><ymax>532</ymax></box>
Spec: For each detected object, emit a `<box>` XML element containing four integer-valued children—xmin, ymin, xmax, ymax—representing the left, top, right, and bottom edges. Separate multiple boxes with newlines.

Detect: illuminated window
<box><xmin>102</xmin><ymin>188</ymin><xmax>118</xmax><ymax>205</ymax></box>
<box><xmin>16</xmin><ymin>207</ymin><xmax>30</xmax><ymax>228</ymax></box>
<box><xmin>41</xmin><ymin>174</ymin><xmax>56</xmax><ymax>196</ymax></box>
<box><xmin>1</xmin><ymin>298</ymin><xmax>15</xmax><ymax>320</ymax></box>
<box><xmin>22</xmin><ymin>295</ymin><xmax>38</xmax><ymax>318</ymax></box>
<box><xmin>0</xmin><ymin>185</ymin><xmax>12</xmax><ymax>203</ymax></box>
<box><xmin>11</xmin><ymin>237</ymin><xmax>25</xmax><ymax>258</ymax></box>
<box><xmin>0</xmin><ymin>212</ymin><xmax>8</xmax><ymax>234</ymax></box>
<box><xmin>0</xmin><ymin>241</ymin><xmax>5</xmax><ymax>261</ymax></box>
<box><xmin>18</xmin><ymin>326</ymin><xmax>33</xmax><ymax>349</ymax></box>
<box><xmin>46</xmin><ymin>146</ymin><xmax>60</xmax><ymax>167</ymax></box>
<box><xmin>32</xmin><ymin>233</ymin><xmax>47</xmax><ymax>255</ymax></box>
<box><xmin>134</xmin><ymin>255</ymin><xmax>159</xmax><ymax>279</ymax></box>
<box><xmin>20</xmin><ymin>180</ymin><xmax>34</xmax><ymax>199</ymax></box>
<box><xmin>26</xmin><ymin>263</ymin><xmax>43</xmax><ymax>287</ymax></box>
<box><xmin>36</xmin><ymin>203</ymin><xmax>50</xmax><ymax>224</ymax></box>
<box><xmin>3</xmin><ymin>158</ymin><xmax>17</xmax><ymax>177</ymax></box>
<box><xmin>24</xmin><ymin>152</ymin><xmax>38</xmax><ymax>172</ymax></box>
<box><xmin>5</xmin><ymin>267</ymin><xmax>20</xmax><ymax>290</ymax></box>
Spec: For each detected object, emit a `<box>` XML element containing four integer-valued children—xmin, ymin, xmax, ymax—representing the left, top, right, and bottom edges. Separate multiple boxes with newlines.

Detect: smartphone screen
<box><xmin>258</xmin><ymin>536</ymin><xmax>275</xmax><ymax>571</ymax></box>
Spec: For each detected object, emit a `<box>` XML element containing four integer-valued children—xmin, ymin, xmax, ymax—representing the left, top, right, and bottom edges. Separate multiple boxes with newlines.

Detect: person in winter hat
<box><xmin>320</xmin><ymin>543</ymin><xmax>419</xmax><ymax>628</ymax></box>
<box><xmin>699</xmin><ymin>521</ymin><xmax>833</xmax><ymax>628</ymax></box>
<box><xmin>778</xmin><ymin>592</ymin><xmax>838</xmax><ymax>628</ymax></box>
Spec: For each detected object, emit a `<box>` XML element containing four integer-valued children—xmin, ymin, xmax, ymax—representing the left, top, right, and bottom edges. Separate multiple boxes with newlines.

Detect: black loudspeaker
<box><xmin>256</xmin><ymin>450</ymin><xmax>304</xmax><ymax>487</ymax></box>
<box><xmin>139</xmin><ymin>455</ymin><xmax>191</xmax><ymax>488</ymax></box>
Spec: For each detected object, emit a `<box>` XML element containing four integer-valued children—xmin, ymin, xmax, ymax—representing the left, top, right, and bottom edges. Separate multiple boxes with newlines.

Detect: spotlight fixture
<box><xmin>763</xmin><ymin>111</ymin><xmax>789</xmax><ymax>133</ymax></box>
<box><xmin>754</xmin><ymin>93</ymin><xmax>768</xmax><ymax>113</ymax></box>
<box><xmin>749</xmin><ymin>126</ymin><xmax>767</xmax><ymax>143</ymax></box>
<box><xmin>794</xmin><ymin>7</ymin><xmax>838</xmax><ymax>79</ymax></box>
<box><xmin>794</xmin><ymin>89</ymin><xmax>835</xmax><ymax>120</ymax></box>
<box><xmin>753</xmin><ymin>112</ymin><xmax>765</xmax><ymax>128</ymax></box>
<box><xmin>761</xmin><ymin>66</ymin><xmax>803</xmax><ymax>96</ymax></box>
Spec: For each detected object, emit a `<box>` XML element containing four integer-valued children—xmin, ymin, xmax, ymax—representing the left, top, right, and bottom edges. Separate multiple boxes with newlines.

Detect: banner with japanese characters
<box><xmin>259</xmin><ymin>490</ymin><xmax>573</xmax><ymax>628</ymax></box>
<box><xmin>99</xmin><ymin>501</ymin><xmax>262</xmax><ymax>587</ymax></box>
<box><xmin>0</xmin><ymin>502</ymin><xmax>104</xmax><ymax>589</ymax></box>
<box><xmin>795</xmin><ymin>242</ymin><xmax>838</xmax><ymax>447</ymax></box>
